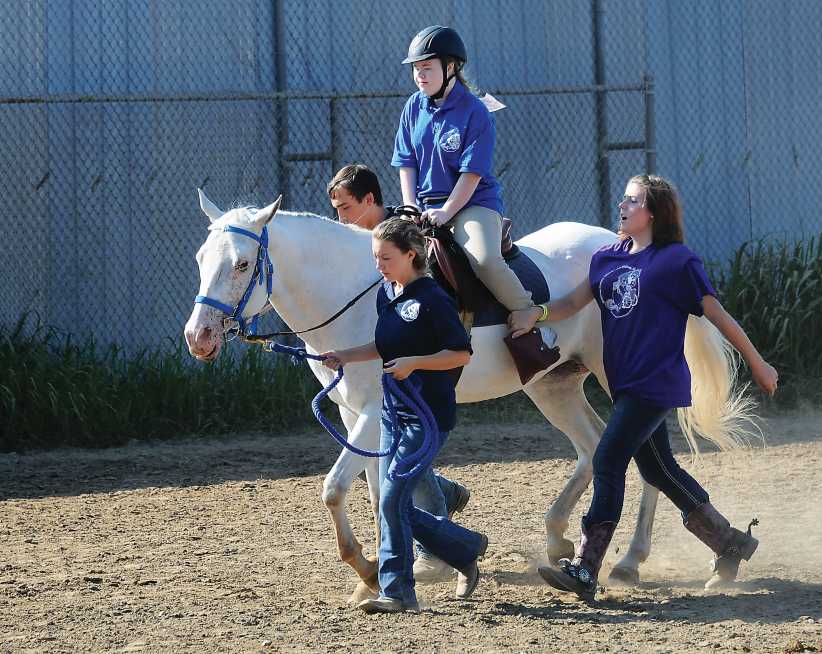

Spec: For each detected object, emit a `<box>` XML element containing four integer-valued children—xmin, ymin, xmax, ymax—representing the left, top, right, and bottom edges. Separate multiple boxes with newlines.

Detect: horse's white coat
<box><xmin>184</xmin><ymin>192</ymin><xmax>747</xmax><ymax>590</ymax></box>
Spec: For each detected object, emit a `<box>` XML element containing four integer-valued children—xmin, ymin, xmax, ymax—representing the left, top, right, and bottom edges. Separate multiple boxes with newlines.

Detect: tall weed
<box><xmin>0</xmin><ymin>315</ymin><xmax>321</xmax><ymax>451</ymax></box>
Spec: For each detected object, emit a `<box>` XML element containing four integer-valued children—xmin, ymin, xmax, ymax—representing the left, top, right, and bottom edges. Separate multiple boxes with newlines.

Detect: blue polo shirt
<box><xmin>391</xmin><ymin>81</ymin><xmax>504</xmax><ymax>214</ymax></box>
<box><xmin>375</xmin><ymin>276</ymin><xmax>471</xmax><ymax>431</ymax></box>
<box><xmin>588</xmin><ymin>239</ymin><xmax>717</xmax><ymax>408</ymax></box>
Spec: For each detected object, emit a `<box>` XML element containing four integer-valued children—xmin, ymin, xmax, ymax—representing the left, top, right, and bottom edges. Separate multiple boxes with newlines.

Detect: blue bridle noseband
<box><xmin>194</xmin><ymin>223</ymin><xmax>273</xmax><ymax>339</ymax></box>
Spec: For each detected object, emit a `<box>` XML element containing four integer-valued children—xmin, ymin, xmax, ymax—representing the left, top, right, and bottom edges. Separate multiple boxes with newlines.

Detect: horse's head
<box><xmin>184</xmin><ymin>189</ymin><xmax>282</xmax><ymax>361</ymax></box>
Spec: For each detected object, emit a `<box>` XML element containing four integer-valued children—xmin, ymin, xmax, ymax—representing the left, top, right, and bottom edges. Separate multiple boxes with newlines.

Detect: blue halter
<box><xmin>194</xmin><ymin>224</ymin><xmax>273</xmax><ymax>338</ymax></box>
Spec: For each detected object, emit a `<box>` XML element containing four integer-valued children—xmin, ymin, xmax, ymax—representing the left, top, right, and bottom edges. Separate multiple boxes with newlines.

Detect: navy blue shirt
<box><xmin>375</xmin><ymin>276</ymin><xmax>471</xmax><ymax>431</ymax></box>
<box><xmin>588</xmin><ymin>239</ymin><xmax>717</xmax><ymax>408</ymax></box>
<box><xmin>391</xmin><ymin>81</ymin><xmax>504</xmax><ymax>214</ymax></box>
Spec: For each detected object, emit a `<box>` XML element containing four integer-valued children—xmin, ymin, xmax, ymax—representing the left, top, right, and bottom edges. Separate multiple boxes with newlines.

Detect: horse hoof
<box><xmin>608</xmin><ymin>565</ymin><xmax>641</xmax><ymax>586</ymax></box>
<box><xmin>347</xmin><ymin>581</ymin><xmax>378</xmax><ymax>605</ymax></box>
<box><xmin>547</xmin><ymin>538</ymin><xmax>575</xmax><ymax>566</ymax></box>
<box><xmin>363</xmin><ymin>555</ymin><xmax>380</xmax><ymax>592</ymax></box>
<box><xmin>704</xmin><ymin>574</ymin><xmax>732</xmax><ymax>590</ymax></box>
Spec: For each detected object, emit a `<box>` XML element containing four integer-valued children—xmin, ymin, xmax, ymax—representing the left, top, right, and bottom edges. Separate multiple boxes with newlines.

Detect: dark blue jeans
<box><xmin>377</xmin><ymin>419</ymin><xmax>484</xmax><ymax>604</ymax></box>
<box><xmin>379</xmin><ymin>417</ymin><xmax>464</xmax><ymax>558</ymax></box>
<box><xmin>586</xmin><ymin>394</ymin><xmax>709</xmax><ymax>526</ymax></box>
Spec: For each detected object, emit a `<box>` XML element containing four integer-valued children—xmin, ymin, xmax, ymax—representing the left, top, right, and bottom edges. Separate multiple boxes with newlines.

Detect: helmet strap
<box><xmin>432</xmin><ymin>58</ymin><xmax>461</xmax><ymax>101</ymax></box>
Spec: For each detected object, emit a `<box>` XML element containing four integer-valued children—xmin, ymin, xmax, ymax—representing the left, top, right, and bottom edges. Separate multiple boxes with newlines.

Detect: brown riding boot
<box><xmin>538</xmin><ymin>520</ymin><xmax>617</xmax><ymax>601</ymax></box>
<box><xmin>684</xmin><ymin>502</ymin><xmax>759</xmax><ymax>588</ymax></box>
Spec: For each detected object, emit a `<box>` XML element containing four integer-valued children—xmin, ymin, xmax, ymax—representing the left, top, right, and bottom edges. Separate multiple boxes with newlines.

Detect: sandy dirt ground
<box><xmin>1</xmin><ymin>410</ymin><xmax>821</xmax><ymax>653</ymax></box>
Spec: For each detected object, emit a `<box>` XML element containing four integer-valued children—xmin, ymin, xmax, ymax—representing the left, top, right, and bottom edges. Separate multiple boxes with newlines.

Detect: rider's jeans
<box><xmin>379</xmin><ymin>418</ymin><xmax>464</xmax><ymax>558</ymax></box>
<box><xmin>377</xmin><ymin>418</ymin><xmax>484</xmax><ymax>604</ymax></box>
<box><xmin>586</xmin><ymin>393</ymin><xmax>710</xmax><ymax>526</ymax></box>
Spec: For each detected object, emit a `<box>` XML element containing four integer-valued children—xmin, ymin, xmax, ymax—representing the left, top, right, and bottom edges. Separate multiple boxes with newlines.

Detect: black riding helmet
<box><xmin>402</xmin><ymin>26</ymin><xmax>467</xmax><ymax>101</ymax></box>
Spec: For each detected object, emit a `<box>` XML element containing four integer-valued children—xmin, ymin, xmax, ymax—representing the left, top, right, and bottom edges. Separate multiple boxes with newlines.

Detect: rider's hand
<box><xmin>382</xmin><ymin>357</ymin><xmax>418</xmax><ymax>381</ymax></box>
<box><xmin>421</xmin><ymin>208</ymin><xmax>452</xmax><ymax>227</ymax></box>
<box><xmin>507</xmin><ymin>306</ymin><xmax>544</xmax><ymax>339</ymax></box>
<box><xmin>321</xmin><ymin>350</ymin><xmax>347</xmax><ymax>371</ymax></box>
<box><xmin>751</xmin><ymin>359</ymin><xmax>778</xmax><ymax>396</ymax></box>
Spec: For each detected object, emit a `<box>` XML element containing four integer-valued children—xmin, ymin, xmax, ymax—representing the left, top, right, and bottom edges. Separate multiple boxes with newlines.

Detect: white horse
<box><xmin>184</xmin><ymin>191</ymin><xmax>752</xmax><ymax>593</ymax></box>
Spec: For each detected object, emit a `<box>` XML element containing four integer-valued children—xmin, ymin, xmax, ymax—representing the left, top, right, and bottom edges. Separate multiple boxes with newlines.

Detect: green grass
<box><xmin>0</xmin><ymin>315</ymin><xmax>322</xmax><ymax>452</ymax></box>
<box><xmin>711</xmin><ymin>235</ymin><xmax>822</xmax><ymax>407</ymax></box>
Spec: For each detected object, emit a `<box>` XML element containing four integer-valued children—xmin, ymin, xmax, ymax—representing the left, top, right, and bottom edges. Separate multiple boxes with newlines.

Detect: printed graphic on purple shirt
<box><xmin>589</xmin><ymin>239</ymin><xmax>716</xmax><ymax>408</ymax></box>
<box><xmin>600</xmin><ymin>266</ymin><xmax>642</xmax><ymax>318</ymax></box>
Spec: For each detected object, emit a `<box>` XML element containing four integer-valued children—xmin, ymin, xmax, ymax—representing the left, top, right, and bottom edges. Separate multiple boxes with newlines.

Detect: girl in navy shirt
<box><xmin>392</xmin><ymin>25</ymin><xmax>542</xmax><ymax>335</ymax></box>
<box><xmin>526</xmin><ymin>174</ymin><xmax>778</xmax><ymax>601</ymax></box>
<box><xmin>322</xmin><ymin>217</ymin><xmax>486</xmax><ymax>613</ymax></box>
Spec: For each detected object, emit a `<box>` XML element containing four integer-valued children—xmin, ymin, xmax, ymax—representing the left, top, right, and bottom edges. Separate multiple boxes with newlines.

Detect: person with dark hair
<box><xmin>321</xmin><ymin>217</ymin><xmax>487</xmax><ymax>613</ymax></box>
<box><xmin>327</xmin><ymin>163</ymin><xmax>473</xmax><ymax>585</ymax></box>
<box><xmin>327</xmin><ymin>164</ymin><xmax>387</xmax><ymax>230</ymax></box>
<box><xmin>530</xmin><ymin>174</ymin><xmax>778</xmax><ymax>601</ymax></box>
<box><xmin>393</xmin><ymin>25</ymin><xmax>545</xmax><ymax>338</ymax></box>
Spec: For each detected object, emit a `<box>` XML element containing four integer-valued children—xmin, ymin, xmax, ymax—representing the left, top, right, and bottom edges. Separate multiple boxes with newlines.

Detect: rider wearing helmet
<box><xmin>392</xmin><ymin>26</ymin><xmax>545</xmax><ymax>337</ymax></box>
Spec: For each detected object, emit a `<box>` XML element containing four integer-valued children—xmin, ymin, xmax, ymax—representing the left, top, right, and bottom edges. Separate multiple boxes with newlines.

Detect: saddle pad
<box><xmin>473</xmin><ymin>247</ymin><xmax>550</xmax><ymax>327</ymax></box>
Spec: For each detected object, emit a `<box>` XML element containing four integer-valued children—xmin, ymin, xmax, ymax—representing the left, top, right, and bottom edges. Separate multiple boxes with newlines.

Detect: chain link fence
<box><xmin>2</xmin><ymin>1</ymin><xmax>820</xmax><ymax>351</ymax></box>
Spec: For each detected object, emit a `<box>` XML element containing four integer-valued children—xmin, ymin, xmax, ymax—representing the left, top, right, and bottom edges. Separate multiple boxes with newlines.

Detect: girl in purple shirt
<box><xmin>525</xmin><ymin>174</ymin><xmax>778</xmax><ymax>601</ymax></box>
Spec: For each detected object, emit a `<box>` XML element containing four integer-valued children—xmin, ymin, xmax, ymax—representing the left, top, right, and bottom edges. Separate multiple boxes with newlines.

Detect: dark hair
<box><xmin>372</xmin><ymin>217</ymin><xmax>428</xmax><ymax>272</ymax></box>
<box><xmin>327</xmin><ymin>164</ymin><xmax>383</xmax><ymax>206</ymax></box>
<box><xmin>628</xmin><ymin>174</ymin><xmax>685</xmax><ymax>246</ymax></box>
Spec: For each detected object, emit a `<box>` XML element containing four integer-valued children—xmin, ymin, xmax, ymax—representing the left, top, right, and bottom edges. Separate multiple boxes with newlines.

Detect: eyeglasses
<box><xmin>619</xmin><ymin>194</ymin><xmax>646</xmax><ymax>208</ymax></box>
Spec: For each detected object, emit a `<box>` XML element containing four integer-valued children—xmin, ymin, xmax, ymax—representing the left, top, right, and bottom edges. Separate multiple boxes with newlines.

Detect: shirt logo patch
<box><xmin>440</xmin><ymin>128</ymin><xmax>461</xmax><ymax>152</ymax></box>
<box><xmin>600</xmin><ymin>266</ymin><xmax>642</xmax><ymax>318</ymax></box>
<box><xmin>396</xmin><ymin>299</ymin><xmax>421</xmax><ymax>322</ymax></box>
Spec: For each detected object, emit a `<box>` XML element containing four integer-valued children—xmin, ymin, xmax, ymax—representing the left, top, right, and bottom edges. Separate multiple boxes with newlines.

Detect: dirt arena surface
<box><xmin>2</xmin><ymin>410</ymin><xmax>821</xmax><ymax>653</ymax></box>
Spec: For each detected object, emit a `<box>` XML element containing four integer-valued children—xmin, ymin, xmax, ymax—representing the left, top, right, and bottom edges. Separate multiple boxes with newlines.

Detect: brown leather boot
<box><xmin>684</xmin><ymin>502</ymin><xmax>758</xmax><ymax>588</ymax></box>
<box><xmin>538</xmin><ymin>520</ymin><xmax>617</xmax><ymax>601</ymax></box>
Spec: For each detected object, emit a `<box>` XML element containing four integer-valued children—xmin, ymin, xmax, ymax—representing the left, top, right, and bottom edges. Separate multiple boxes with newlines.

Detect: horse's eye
<box><xmin>235</xmin><ymin>261</ymin><xmax>249</xmax><ymax>273</ymax></box>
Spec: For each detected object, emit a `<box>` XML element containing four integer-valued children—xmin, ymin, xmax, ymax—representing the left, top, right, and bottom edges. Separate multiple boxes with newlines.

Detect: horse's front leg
<box><xmin>524</xmin><ymin>368</ymin><xmax>604</xmax><ymax>563</ymax></box>
<box><xmin>321</xmin><ymin>404</ymin><xmax>381</xmax><ymax>594</ymax></box>
<box><xmin>609</xmin><ymin>479</ymin><xmax>659</xmax><ymax>586</ymax></box>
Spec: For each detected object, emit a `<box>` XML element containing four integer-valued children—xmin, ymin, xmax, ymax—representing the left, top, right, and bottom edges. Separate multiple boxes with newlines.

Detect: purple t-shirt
<box><xmin>588</xmin><ymin>238</ymin><xmax>717</xmax><ymax>408</ymax></box>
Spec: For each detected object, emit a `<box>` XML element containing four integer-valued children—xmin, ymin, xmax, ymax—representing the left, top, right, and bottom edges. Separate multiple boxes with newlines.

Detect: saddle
<box><xmin>422</xmin><ymin>218</ymin><xmax>561</xmax><ymax>385</ymax></box>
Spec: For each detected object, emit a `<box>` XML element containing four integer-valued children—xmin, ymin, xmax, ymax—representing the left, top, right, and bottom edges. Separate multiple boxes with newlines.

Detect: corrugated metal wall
<box><xmin>645</xmin><ymin>0</ymin><xmax>822</xmax><ymax>262</ymax></box>
<box><xmin>1</xmin><ymin>0</ymin><xmax>820</xmax><ymax>348</ymax></box>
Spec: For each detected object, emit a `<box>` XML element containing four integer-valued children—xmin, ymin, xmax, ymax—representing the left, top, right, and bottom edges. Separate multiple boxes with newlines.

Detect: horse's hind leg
<box><xmin>608</xmin><ymin>480</ymin><xmax>659</xmax><ymax>586</ymax></box>
<box><xmin>322</xmin><ymin>405</ymin><xmax>381</xmax><ymax>595</ymax></box>
<box><xmin>524</xmin><ymin>363</ymin><xmax>604</xmax><ymax>563</ymax></box>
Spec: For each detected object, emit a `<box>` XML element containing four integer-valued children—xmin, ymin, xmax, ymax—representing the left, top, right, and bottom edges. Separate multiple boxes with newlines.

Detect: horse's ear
<box><xmin>197</xmin><ymin>188</ymin><xmax>224</xmax><ymax>223</ymax></box>
<box><xmin>255</xmin><ymin>195</ymin><xmax>283</xmax><ymax>225</ymax></box>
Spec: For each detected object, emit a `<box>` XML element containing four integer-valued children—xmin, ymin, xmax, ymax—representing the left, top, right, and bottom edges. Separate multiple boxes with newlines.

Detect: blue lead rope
<box><xmin>267</xmin><ymin>342</ymin><xmax>439</xmax><ymax>479</ymax></box>
<box><xmin>381</xmin><ymin>373</ymin><xmax>441</xmax><ymax>480</ymax></box>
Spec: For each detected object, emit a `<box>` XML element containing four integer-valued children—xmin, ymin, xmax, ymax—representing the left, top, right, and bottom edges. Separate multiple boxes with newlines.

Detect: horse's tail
<box><xmin>677</xmin><ymin>315</ymin><xmax>762</xmax><ymax>458</ymax></box>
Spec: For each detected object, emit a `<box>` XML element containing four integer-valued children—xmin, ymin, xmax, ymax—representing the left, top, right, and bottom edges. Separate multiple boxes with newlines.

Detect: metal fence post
<box><xmin>273</xmin><ymin>0</ymin><xmax>289</xmax><ymax>204</ymax></box>
<box><xmin>592</xmin><ymin>0</ymin><xmax>611</xmax><ymax>228</ymax></box>
<box><xmin>643</xmin><ymin>73</ymin><xmax>656</xmax><ymax>175</ymax></box>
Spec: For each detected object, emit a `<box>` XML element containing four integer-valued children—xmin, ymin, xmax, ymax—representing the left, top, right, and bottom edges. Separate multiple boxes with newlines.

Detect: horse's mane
<box><xmin>207</xmin><ymin>205</ymin><xmax>368</xmax><ymax>234</ymax></box>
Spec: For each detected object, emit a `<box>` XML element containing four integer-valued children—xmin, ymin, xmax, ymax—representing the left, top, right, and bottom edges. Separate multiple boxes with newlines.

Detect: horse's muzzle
<box><xmin>184</xmin><ymin>323</ymin><xmax>221</xmax><ymax>361</ymax></box>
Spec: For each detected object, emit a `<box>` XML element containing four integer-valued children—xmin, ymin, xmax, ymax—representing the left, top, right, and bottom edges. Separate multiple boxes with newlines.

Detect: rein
<box><xmin>242</xmin><ymin>278</ymin><xmax>381</xmax><ymax>342</ymax></box>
